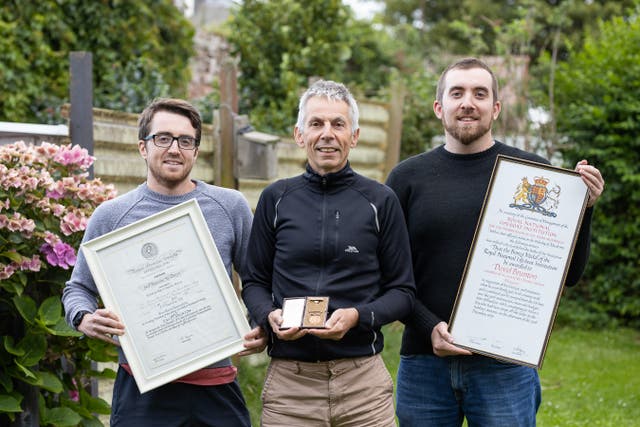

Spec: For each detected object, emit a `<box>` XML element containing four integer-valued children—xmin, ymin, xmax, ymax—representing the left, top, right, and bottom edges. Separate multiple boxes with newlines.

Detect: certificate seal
<box><xmin>141</xmin><ymin>242</ymin><xmax>158</xmax><ymax>259</ymax></box>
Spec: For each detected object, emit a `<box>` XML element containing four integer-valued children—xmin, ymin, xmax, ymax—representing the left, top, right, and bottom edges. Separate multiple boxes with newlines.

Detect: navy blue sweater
<box><xmin>242</xmin><ymin>163</ymin><xmax>415</xmax><ymax>362</ymax></box>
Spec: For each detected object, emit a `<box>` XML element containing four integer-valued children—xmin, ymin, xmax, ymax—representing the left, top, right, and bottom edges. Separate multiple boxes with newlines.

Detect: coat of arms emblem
<box><xmin>510</xmin><ymin>176</ymin><xmax>560</xmax><ymax>217</ymax></box>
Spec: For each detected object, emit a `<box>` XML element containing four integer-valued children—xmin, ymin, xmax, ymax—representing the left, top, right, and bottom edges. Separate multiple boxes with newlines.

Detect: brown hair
<box><xmin>436</xmin><ymin>57</ymin><xmax>499</xmax><ymax>105</ymax></box>
<box><xmin>137</xmin><ymin>98</ymin><xmax>202</xmax><ymax>145</ymax></box>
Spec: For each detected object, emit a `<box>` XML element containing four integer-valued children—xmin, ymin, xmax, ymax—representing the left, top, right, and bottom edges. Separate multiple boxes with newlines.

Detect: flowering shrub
<box><xmin>0</xmin><ymin>141</ymin><xmax>119</xmax><ymax>426</ymax></box>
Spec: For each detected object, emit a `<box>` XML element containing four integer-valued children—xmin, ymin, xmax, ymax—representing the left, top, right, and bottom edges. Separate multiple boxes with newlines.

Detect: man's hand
<box><xmin>431</xmin><ymin>321</ymin><xmax>472</xmax><ymax>357</ymax></box>
<box><xmin>575</xmin><ymin>160</ymin><xmax>605</xmax><ymax>207</ymax></box>
<box><xmin>307</xmin><ymin>308</ymin><xmax>359</xmax><ymax>341</ymax></box>
<box><xmin>268</xmin><ymin>309</ymin><xmax>308</xmax><ymax>341</ymax></box>
<box><xmin>237</xmin><ymin>326</ymin><xmax>267</xmax><ymax>356</ymax></box>
<box><xmin>77</xmin><ymin>308</ymin><xmax>125</xmax><ymax>346</ymax></box>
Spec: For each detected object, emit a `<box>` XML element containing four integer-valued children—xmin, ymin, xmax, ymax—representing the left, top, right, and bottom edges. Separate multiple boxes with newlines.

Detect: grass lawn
<box><xmin>237</xmin><ymin>324</ymin><xmax>640</xmax><ymax>426</ymax></box>
<box><xmin>538</xmin><ymin>327</ymin><xmax>640</xmax><ymax>426</ymax></box>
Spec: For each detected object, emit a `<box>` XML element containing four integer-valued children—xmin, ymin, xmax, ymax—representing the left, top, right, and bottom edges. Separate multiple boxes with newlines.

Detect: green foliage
<box><xmin>551</xmin><ymin>11</ymin><xmax>640</xmax><ymax>326</ymax></box>
<box><xmin>380</xmin><ymin>0</ymin><xmax>636</xmax><ymax>64</ymax></box>
<box><xmin>237</xmin><ymin>354</ymin><xmax>268</xmax><ymax>426</ymax></box>
<box><xmin>0</xmin><ymin>0</ymin><xmax>194</xmax><ymax>124</ymax></box>
<box><xmin>398</xmin><ymin>69</ymin><xmax>441</xmax><ymax>159</ymax></box>
<box><xmin>227</xmin><ymin>0</ymin><xmax>395</xmax><ymax>135</ymax></box>
<box><xmin>377</xmin><ymin>0</ymin><xmax>638</xmax><ymax>162</ymax></box>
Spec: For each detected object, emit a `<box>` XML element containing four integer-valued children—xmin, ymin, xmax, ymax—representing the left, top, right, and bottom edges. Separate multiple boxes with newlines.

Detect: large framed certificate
<box><xmin>449</xmin><ymin>155</ymin><xmax>589</xmax><ymax>368</ymax></box>
<box><xmin>81</xmin><ymin>199</ymin><xmax>250</xmax><ymax>393</ymax></box>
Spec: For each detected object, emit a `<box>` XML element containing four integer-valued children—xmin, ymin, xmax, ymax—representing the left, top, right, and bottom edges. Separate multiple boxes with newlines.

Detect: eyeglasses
<box><xmin>144</xmin><ymin>133</ymin><xmax>198</xmax><ymax>150</ymax></box>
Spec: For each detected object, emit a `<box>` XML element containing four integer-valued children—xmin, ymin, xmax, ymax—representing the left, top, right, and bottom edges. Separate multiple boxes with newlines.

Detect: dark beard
<box><xmin>442</xmin><ymin>116</ymin><xmax>492</xmax><ymax>145</ymax></box>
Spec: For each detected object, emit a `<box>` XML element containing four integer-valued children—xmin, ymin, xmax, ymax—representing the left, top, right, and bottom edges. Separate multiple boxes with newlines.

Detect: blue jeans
<box><xmin>396</xmin><ymin>354</ymin><xmax>541</xmax><ymax>427</ymax></box>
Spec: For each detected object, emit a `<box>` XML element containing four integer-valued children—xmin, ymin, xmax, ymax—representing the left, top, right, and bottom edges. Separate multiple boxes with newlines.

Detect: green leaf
<box><xmin>0</xmin><ymin>279</ymin><xmax>24</xmax><ymax>295</ymax></box>
<box><xmin>3</xmin><ymin>335</ymin><xmax>25</xmax><ymax>357</ymax></box>
<box><xmin>87</xmin><ymin>339</ymin><xmax>119</xmax><ymax>362</ymax></box>
<box><xmin>38</xmin><ymin>296</ymin><xmax>62</xmax><ymax>326</ymax></box>
<box><xmin>0</xmin><ymin>370</ymin><xmax>13</xmax><ymax>392</ymax></box>
<box><xmin>20</xmin><ymin>369</ymin><xmax>63</xmax><ymax>393</ymax></box>
<box><xmin>41</xmin><ymin>406</ymin><xmax>83</xmax><ymax>427</ymax></box>
<box><xmin>17</xmin><ymin>271</ymin><xmax>27</xmax><ymax>287</ymax></box>
<box><xmin>91</xmin><ymin>367</ymin><xmax>117</xmax><ymax>380</ymax></box>
<box><xmin>17</xmin><ymin>333</ymin><xmax>46</xmax><ymax>366</ymax></box>
<box><xmin>34</xmin><ymin>371</ymin><xmax>63</xmax><ymax>393</ymax></box>
<box><xmin>80</xmin><ymin>388</ymin><xmax>111</xmax><ymax>414</ymax></box>
<box><xmin>12</xmin><ymin>294</ymin><xmax>37</xmax><ymax>324</ymax></box>
<box><xmin>88</xmin><ymin>397</ymin><xmax>111</xmax><ymax>416</ymax></box>
<box><xmin>46</xmin><ymin>318</ymin><xmax>82</xmax><ymax>337</ymax></box>
<box><xmin>7</xmin><ymin>234</ymin><xmax>23</xmax><ymax>244</ymax></box>
<box><xmin>0</xmin><ymin>394</ymin><xmax>22</xmax><ymax>412</ymax></box>
<box><xmin>14</xmin><ymin>360</ymin><xmax>37</xmax><ymax>379</ymax></box>
<box><xmin>80</xmin><ymin>416</ymin><xmax>104</xmax><ymax>427</ymax></box>
<box><xmin>0</xmin><ymin>251</ymin><xmax>23</xmax><ymax>263</ymax></box>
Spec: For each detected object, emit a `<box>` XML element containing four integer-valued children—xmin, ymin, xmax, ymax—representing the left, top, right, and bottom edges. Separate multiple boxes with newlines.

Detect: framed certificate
<box><xmin>449</xmin><ymin>155</ymin><xmax>589</xmax><ymax>368</ymax></box>
<box><xmin>81</xmin><ymin>199</ymin><xmax>250</xmax><ymax>393</ymax></box>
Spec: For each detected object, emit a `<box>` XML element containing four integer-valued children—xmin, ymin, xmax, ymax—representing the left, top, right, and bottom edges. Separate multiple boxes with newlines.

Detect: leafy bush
<box><xmin>551</xmin><ymin>11</ymin><xmax>640</xmax><ymax>327</ymax></box>
<box><xmin>0</xmin><ymin>1</ymin><xmax>193</xmax><ymax>124</ymax></box>
<box><xmin>398</xmin><ymin>68</ymin><xmax>441</xmax><ymax>159</ymax></box>
<box><xmin>0</xmin><ymin>141</ymin><xmax>118</xmax><ymax>426</ymax></box>
<box><xmin>226</xmin><ymin>0</ymin><xmax>395</xmax><ymax>135</ymax></box>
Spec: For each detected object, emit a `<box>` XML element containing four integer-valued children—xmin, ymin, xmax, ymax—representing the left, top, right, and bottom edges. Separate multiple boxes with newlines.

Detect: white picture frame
<box><xmin>81</xmin><ymin>199</ymin><xmax>250</xmax><ymax>392</ymax></box>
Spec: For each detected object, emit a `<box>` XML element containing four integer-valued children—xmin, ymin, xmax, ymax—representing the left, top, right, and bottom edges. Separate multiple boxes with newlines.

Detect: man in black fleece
<box><xmin>242</xmin><ymin>80</ymin><xmax>415</xmax><ymax>426</ymax></box>
<box><xmin>386</xmin><ymin>57</ymin><xmax>604</xmax><ymax>427</ymax></box>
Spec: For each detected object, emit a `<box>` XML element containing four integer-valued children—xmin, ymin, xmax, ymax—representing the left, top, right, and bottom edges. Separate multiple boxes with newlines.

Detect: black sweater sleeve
<box><xmin>564</xmin><ymin>206</ymin><xmax>593</xmax><ymax>287</ymax></box>
<box><xmin>241</xmin><ymin>186</ymin><xmax>279</xmax><ymax>330</ymax></box>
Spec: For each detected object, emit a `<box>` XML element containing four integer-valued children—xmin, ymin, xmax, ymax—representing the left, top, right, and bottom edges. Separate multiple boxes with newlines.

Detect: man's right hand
<box><xmin>431</xmin><ymin>321</ymin><xmax>473</xmax><ymax>357</ymax></box>
<box><xmin>268</xmin><ymin>309</ymin><xmax>308</xmax><ymax>341</ymax></box>
<box><xmin>77</xmin><ymin>308</ymin><xmax>125</xmax><ymax>346</ymax></box>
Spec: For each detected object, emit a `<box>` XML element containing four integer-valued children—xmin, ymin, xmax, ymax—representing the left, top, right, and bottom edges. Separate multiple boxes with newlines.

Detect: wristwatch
<box><xmin>72</xmin><ymin>310</ymin><xmax>91</xmax><ymax>329</ymax></box>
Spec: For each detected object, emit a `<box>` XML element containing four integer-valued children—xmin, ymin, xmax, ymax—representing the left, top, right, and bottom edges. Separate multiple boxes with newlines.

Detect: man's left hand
<box><xmin>237</xmin><ymin>326</ymin><xmax>267</xmax><ymax>356</ymax></box>
<box><xmin>307</xmin><ymin>308</ymin><xmax>359</xmax><ymax>341</ymax></box>
<box><xmin>575</xmin><ymin>160</ymin><xmax>605</xmax><ymax>207</ymax></box>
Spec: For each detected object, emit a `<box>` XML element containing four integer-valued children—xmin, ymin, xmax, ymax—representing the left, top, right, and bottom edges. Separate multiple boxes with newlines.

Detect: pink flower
<box><xmin>43</xmin><ymin>231</ymin><xmax>60</xmax><ymax>245</ymax></box>
<box><xmin>0</xmin><ymin>263</ymin><xmax>16</xmax><ymax>280</ymax></box>
<box><xmin>60</xmin><ymin>211</ymin><xmax>87</xmax><ymax>235</ymax></box>
<box><xmin>0</xmin><ymin>141</ymin><xmax>115</xmax><ymax>284</ymax></box>
<box><xmin>69</xmin><ymin>378</ymin><xmax>80</xmax><ymax>402</ymax></box>
<box><xmin>5</xmin><ymin>213</ymin><xmax>35</xmax><ymax>234</ymax></box>
<box><xmin>54</xmin><ymin>144</ymin><xmax>95</xmax><ymax>168</ymax></box>
<box><xmin>52</xmin><ymin>203</ymin><xmax>65</xmax><ymax>216</ymax></box>
<box><xmin>76</xmin><ymin>181</ymin><xmax>117</xmax><ymax>204</ymax></box>
<box><xmin>36</xmin><ymin>142</ymin><xmax>60</xmax><ymax>157</ymax></box>
<box><xmin>46</xmin><ymin>188</ymin><xmax>66</xmax><ymax>200</ymax></box>
<box><xmin>20</xmin><ymin>255</ymin><xmax>41</xmax><ymax>272</ymax></box>
<box><xmin>39</xmin><ymin>242</ymin><xmax>76</xmax><ymax>269</ymax></box>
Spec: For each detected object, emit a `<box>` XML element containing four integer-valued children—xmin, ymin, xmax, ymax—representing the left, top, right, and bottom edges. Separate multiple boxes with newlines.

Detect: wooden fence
<box><xmin>59</xmin><ymin>95</ymin><xmax>402</xmax><ymax>209</ymax></box>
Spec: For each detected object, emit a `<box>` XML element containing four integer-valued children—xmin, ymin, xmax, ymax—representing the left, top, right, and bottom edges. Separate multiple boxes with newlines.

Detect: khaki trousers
<box><xmin>261</xmin><ymin>354</ymin><xmax>396</xmax><ymax>427</ymax></box>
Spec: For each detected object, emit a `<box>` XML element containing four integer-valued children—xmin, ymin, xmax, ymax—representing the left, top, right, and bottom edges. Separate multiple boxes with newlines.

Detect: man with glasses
<box><xmin>62</xmin><ymin>98</ymin><xmax>266</xmax><ymax>426</ymax></box>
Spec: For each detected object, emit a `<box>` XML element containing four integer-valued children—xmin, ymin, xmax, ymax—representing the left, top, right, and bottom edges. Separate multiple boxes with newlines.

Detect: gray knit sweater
<box><xmin>62</xmin><ymin>180</ymin><xmax>253</xmax><ymax>366</ymax></box>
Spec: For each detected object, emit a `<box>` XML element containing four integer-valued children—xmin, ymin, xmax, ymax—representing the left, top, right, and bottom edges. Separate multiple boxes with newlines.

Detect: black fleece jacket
<box><xmin>242</xmin><ymin>163</ymin><xmax>415</xmax><ymax>362</ymax></box>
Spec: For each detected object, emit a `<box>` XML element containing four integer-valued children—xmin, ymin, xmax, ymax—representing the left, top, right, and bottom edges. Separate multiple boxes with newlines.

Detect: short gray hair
<box><xmin>296</xmin><ymin>80</ymin><xmax>359</xmax><ymax>135</ymax></box>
